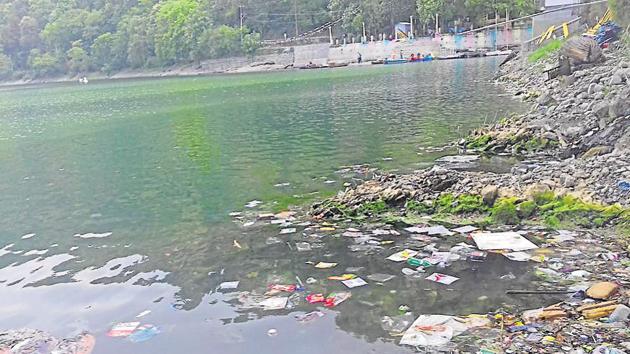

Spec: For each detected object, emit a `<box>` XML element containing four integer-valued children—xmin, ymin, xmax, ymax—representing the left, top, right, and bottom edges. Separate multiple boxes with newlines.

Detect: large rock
<box><xmin>481</xmin><ymin>185</ymin><xmax>499</xmax><ymax>206</ymax></box>
<box><xmin>593</xmin><ymin>101</ymin><xmax>611</xmax><ymax>118</ymax></box>
<box><xmin>559</xmin><ymin>37</ymin><xmax>603</xmax><ymax>64</ymax></box>
<box><xmin>536</xmin><ymin>92</ymin><xmax>556</xmax><ymax>106</ymax></box>
<box><xmin>609</xmin><ymin>90</ymin><xmax>630</xmax><ymax>118</ymax></box>
<box><xmin>610</xmin><ymin>75</ymin><xmax>624</xmax><ymax>85</ymax></box>
<box><xmin>613</xmin><ymin>127</ymin><xmax>630</xmax><ymax>154</ymax></box>
<box><xmin>560</xmin><ymin>173</ymin><xmax>577</xmax><ymax>188</ymax></box>
<box><xmin>525</xmin><ymin>183</ymin><xmax>551</xmax><ymax>200</ymax></box>
<box><xmin>582</xmin><ymin>145</ymin><xmax>613</xmax><ymax>159</ymax></box>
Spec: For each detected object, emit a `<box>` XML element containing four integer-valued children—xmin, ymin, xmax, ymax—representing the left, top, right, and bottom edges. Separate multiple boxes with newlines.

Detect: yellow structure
<box><xmin>585</xmin><ymin>8</ymin><xmax>614</xmax><ymax>36</ymax></box>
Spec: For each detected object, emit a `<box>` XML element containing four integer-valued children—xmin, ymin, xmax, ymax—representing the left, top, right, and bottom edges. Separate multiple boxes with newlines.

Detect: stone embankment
<box><xmin>312</xmin><ymin>38</ymin><xmax>629</xmax><ymax>232</ymax></box>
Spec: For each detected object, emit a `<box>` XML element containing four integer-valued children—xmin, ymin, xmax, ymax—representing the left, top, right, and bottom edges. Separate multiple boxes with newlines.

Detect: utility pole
<box><xmin>362</xmin><ymin>22</ymin><xmax>366</xmax><ymax>43</ymax></box>
<box><xmin>239</xmin><ymin>5</ymin><xmax>244</xmax><ymax>43</ymax></box>
<box><xmin>410</xmin><ymin>16</ymin><xmax>414</xmax><ymax>39</ymax></box>
<box><xmin>495</xmin><ymin>9</ymin><xmax>499</xmax><ymax>50</ymax></box>
<box><xmin>505</xmin><ymin>8</ymin><xmax>510</xmax><ymax>30</ymax></box>
<box><xmin>329</xmin><ymin>26</ymin><xmax>333</xmax><ymax>45</ymax></box>
<box><xmin>294</xmin><ymin>0</ymin><xmax>299</xmax><ymax>37</ymax></box>
<box><xmin>435</xmin><ymin>13</ymin><xmax>439</xmax><ymax>34</ymax></box>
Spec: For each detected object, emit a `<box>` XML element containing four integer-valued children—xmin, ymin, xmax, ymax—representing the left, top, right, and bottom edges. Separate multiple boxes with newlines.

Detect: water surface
<box><xmin>0</xmin><ymin>58</ymin><xmax>534</xmax><ymax>353</ymax></box>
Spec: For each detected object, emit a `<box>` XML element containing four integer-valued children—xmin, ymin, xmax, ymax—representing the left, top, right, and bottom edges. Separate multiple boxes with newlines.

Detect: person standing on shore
<box><xmin>357</xmin><ymin>53</ymin><xmax>362</xmax><ymax>64</ymax></box>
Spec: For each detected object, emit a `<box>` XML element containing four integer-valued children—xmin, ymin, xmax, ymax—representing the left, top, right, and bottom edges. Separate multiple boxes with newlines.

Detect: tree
<box><xmin>207</xmin><ymin>25</ymin><xmax>241</xmax><ymax>58</ymax></box>
<box><xmin>155</xmin><ymin>0</ymin><xmax>210</xmax><ymax>64</ymax></box>
<box><xmin>0</xmin><ymin>52</ymin><xmax>13</xmax><ymax>79</ymax></box>
<box><xmin>91</xmin><ymin>32</ymin><xmax>114</xmax><ymax>72</ymax></box>
<box><xmin>19</xmin><ymin>16</ymin><xmax>39</xmax><ymax>51</ymax></box>
<box><xmin>66</xmin><ymin>42</ymin><xmax>90</xmax><ymax>74</ymax></box>
<box><xmin>28</xmin><ymin>49</ymin><xmax>60</xmax><ymax>76</ymax></box>
<box><xmin>242</xmin><ymin>31</ymin><xmax>261</xmax><ymax>58</ymax></box>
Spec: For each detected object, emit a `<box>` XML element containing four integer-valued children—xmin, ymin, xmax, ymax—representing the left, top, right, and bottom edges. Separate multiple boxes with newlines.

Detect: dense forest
<box><xmin>0</xmin><ymin>0</ymin><xmax>618</xmax><ymax>79</ymax></box>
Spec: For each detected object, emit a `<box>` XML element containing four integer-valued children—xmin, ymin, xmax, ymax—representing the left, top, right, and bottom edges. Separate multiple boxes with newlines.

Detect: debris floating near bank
<box><xmin>74</xmin><ymin>232</ymin><xmax>112</xmax><ymax>239</ymax></box>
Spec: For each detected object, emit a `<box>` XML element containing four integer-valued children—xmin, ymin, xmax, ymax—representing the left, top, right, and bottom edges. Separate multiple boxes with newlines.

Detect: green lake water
<box><xmin>0</xmin><ymin>58</ymin><xmax>539</xmax><ymax>353</ymax></box>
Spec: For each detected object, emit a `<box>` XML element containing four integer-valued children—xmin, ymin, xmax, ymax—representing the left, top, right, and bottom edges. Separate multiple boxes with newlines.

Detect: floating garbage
<box><xmin>295</xmin><ymin>242</ymin><xmax>312</xmax><ymax>252</ymax></box>
<box><xmin>400</xmin><ymin>315</ymin><xmax>467</xmax><ymax>347</ymax></box>
<box><xmin>267</xmin><ymin>328</ymin><xmax>278</xmax><ymax>337</ymax></box>
<box><xmin>127</xmin><ymin>324</ymin><xmax>160</xmax><ymax>343</ymax></box>
<box><xmin>107</xmin><ymin>322</ymin><xmax>140</xmax><ymax>337</ymax></box>
<box><xmin>20</xmin><ymin>233</ymin><xmax>36</xmax><ymax>240</ymax></box>
<box><xmin>219</xmin><ymin>281</ymin><xmax>240</xmax><ymax>290</ymax></box>
<box><xmin>341</xmin><ymin>277</ymin><xmax>368</xmax><ymax>288</ymax></box>
<box><xmin>135</xmin><ymin>310</ymin><xmax>151</xmax><ymax>318</ymax></box>
<box><xmin>279</xmin><ymin>228</ymin><xmax>297</xmax><ymax>234</ymax></box>
<box><xmin>367</xmin><ymin>273</ymin><xmax>396</xmax><ymax>283</ymax></box>
<box><xmin>74</xmin><ymin>232</ymin><xmax>112</xmax><ymax>239</ymax></box>
<box><xmin>259</xmin><ymin>297</ymin><xmax>289</xmax><ymax>310</ymax></box>
<box><xmin>425</xmin><ymin>273</ymin><xmax>459</xmax><ymax>285</ymax></box>
<box><xmin>265</xmin><ymin>236</ymin><xmax>282</xmax><ymax>245</ymax></box>
<box><xmin>387</xmin><ymin>249</ymin><xmax>419</xmax><ymax>262</ymax></box>
<box><xmin>504</xmin><ymin>252</ymin><xmax>532</xmax><ymax>262</ymax></box>
<box><xmin>295</xmin><ymin>311</ymin><xmax>325</xmax><ymax>323</ymax></box>
<box><xmin>327</xmin><ymin>274</ymin><xmax>356</xmax><ymax>281</ymax></box>
<box><xmin>405</xmin><ymin>226</ymin><xmax>453</xmax><ymax>236</ymax></box>
<box><xmin>314</xmin><ymin>262</ymin><xmax>337</xmax><ymax>269</ymax></box>
<box><xmin>323</xmin><ymin>292</ymin><xmax>351</xmax><ymax>307</ymax></box>
<box><xmin>472</xmin><ymin>232</ymin><xmax>538</xmax><ymax>251</ymax></box>
<box><xmin>245</xmin><ymin>200</ymin><xmax>262</xmax><ymax>208</ymax></box>
<box><xmin>265</xmin><ymin>284</ymin><xmax>297</xmax><ymax>296</ymax></box>
<box><xmin>381</xmin><ymin>312</ymin><xmax>415</xmax><ymax>333</ymax></box>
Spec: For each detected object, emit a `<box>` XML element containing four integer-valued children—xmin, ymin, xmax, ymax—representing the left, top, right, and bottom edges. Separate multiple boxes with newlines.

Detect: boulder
<box><xmin>525</xmin><ymin>183</ymin><xmax>551</xmax><ymax>199</ymax></box>
<box><xmin>610</xmin><ymin>75</ymin><xmax>623</xmax><ymax>85</ymax></box>
<box><xmin>609</xmin><ymin>95</ymin><xmax>630</xmax><ymax>119</ymax></box>
<box><xmin>592</xmin><ymin>101</ymin><xmax>611</xmax><ymax>119</ymax></box>
<box><xmin>536</xmin><ymin>92</ymin><xmax>556</xmax><ymax>106</ymax></box>
<box><xmin>582</xmin><ymin>145</ymin><xmax>613</xmax><ymax>159</ymax></box>
<box><xmin>559</xmin><ymin>37</ymin><xmax>603</xmax><ymax>64</ymax></box>
<box><xmin>481</xmin><ymin>185</ymin><xmax>499</xmax><ymax>206</ymax></box>
<box><xmin>560</xmin><ymin>174</ymin><xmax>577</xmax><ymax>188</ymax></box>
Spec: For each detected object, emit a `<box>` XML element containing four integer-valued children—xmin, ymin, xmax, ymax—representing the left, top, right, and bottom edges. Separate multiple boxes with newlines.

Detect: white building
<box><xmin>545</xmin><ymin>0</ymin><xmax>581</xmax><ymax>8</ymax></box>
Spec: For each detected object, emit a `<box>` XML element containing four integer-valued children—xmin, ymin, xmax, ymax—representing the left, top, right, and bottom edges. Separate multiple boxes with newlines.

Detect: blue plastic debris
<box><xmin>127</xmin><ymin>324</ymin><xmax>160</xmax><ymax>343</ymax></box>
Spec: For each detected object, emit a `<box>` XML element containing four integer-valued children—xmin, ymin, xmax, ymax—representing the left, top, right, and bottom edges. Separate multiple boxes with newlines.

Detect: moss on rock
<box><xmin>490</xmin><ymin>197</ymin><xmax>520</xmax><ymax>225</ymax></box>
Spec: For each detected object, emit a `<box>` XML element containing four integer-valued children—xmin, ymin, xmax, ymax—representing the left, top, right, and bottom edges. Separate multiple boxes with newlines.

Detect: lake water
<box><xmin>0</xmin><ymin>58</ymin><xmax>539</xmax><ymax>353</ymax></box>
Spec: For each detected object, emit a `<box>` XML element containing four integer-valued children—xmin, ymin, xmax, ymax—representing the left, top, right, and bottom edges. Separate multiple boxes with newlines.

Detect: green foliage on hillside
<box><xmin>0</xmin><ymin>0</ymin><xmax>537</xmax><ymax>79</ymax></box>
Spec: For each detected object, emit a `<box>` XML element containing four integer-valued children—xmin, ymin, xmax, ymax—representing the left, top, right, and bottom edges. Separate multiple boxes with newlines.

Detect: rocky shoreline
<box><xmin>312</xmin><ymin>38</ymin><xmax>629</xmax><ymax>234</ymax></box>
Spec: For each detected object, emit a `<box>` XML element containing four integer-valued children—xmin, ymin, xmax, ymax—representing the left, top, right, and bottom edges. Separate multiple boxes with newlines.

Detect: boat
<box><xmin>436</xmin><ymin>53</ymin><xmax>465</xmax><ymax>60</ymax></box>
<box><xmin>327</xmin><ymin>61</ymin><xmax>350</xmax><ymax>68</ymax></box>
<box><xmin>384</xmin><ymin>58</ymin><xmax>408</xmax><ymax>65</ymax></box>
<box><xmin>484</xmin><ymin>50</ymin><xmax>513</xmax><ymax>57</ymax></box>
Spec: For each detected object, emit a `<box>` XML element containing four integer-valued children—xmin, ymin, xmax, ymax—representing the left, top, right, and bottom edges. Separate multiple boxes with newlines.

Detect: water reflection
<box><xmin>0</xmin><ymin>58</ymin><xmax>532</xmax><ymax>353</ymax></box>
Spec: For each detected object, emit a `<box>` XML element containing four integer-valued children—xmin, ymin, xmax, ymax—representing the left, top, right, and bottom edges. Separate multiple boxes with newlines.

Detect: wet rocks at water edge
<box><xmin>0</xmin><ymin>330</ymin><xmax>95</xmax><ymax>354</ymax></box>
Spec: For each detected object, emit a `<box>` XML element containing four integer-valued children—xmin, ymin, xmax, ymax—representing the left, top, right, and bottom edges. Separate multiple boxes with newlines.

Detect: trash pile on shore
<box><xmin>0</xmin><ymin>330</ymin><xmax>95</xmax><ymax>354</ymax></box>
<box><xmin>224</xmin><ymin>207</ymin><xmax>630</xmax><ymax>353</ymax></box>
